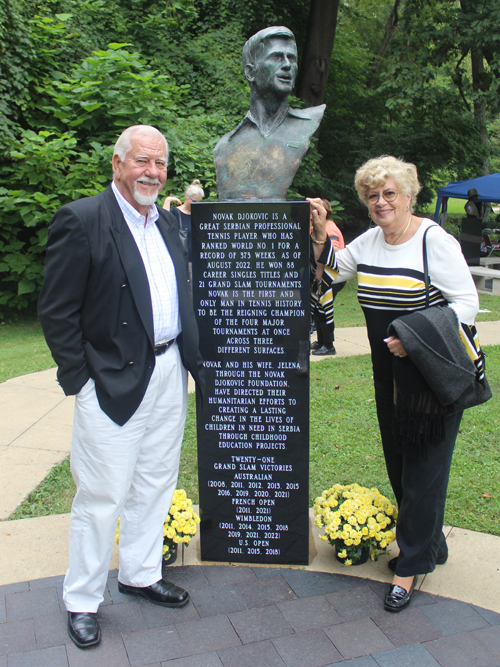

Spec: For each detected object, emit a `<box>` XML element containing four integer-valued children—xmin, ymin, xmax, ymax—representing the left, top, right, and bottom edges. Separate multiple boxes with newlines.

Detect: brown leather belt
<box><xmin>154</xmin><ymin>339</ymin><xmax>176</xmax><ymax>356</ymax></box>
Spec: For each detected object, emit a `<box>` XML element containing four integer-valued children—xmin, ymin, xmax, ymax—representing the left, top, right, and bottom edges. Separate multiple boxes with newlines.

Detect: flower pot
<box><xmin>335</xmin><ymin>545</ymin><xmax>370</xmax><ymax>566</ymax></box>
<box><xmin>162</xmin><ymin>544</ymin><xmax>178</xmax><ymax>567</ymax></box>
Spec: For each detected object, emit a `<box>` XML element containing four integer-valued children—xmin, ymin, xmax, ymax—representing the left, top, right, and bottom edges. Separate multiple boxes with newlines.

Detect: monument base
<box><xmin>192</xmin><ymin>200</ymin><xmax>310</xmax><ymax>565</ymax></box>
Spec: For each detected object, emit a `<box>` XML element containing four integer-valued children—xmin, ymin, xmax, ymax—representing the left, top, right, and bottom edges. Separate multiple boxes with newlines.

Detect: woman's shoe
<box><xmin>384</xmin><ymin>577</ymin><xmax>417</xmax><ymax>613</ymax></box>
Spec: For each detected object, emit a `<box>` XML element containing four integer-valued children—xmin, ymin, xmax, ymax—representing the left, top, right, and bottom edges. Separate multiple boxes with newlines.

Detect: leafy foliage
<box><xmin>0</xmin><ymin>130</ymin><xmax>113</xmax><ymax>310</ymax></box>
<box><xmin>317</xmin><ymin>0</ymin><xmax>497</xmax><ymax>230</ymax></box>
<box><xmin>1</xmin><ymin>0</ymin><xmax>499</xmax><ymax>311</ymax></box>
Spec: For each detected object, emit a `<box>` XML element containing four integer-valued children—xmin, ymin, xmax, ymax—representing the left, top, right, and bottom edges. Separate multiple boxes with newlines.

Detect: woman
<box><xmin>163</xmin><ymin>179</ymin><xmax>204</xmax><ymax>263</ymax></box>
<box><xmin>308</xmin><ymin>156</ymin><xmax>481</xmax><ymax>612</ymax></box>
<box><xmin>310</xmin><ymin>199</ymin><xmax>345</xmax><ymax>356</ymax></box>
<box><xmin>163</xmin><ymin>179</ymin><xmax>204</xmax><ymax>299</ymax></box>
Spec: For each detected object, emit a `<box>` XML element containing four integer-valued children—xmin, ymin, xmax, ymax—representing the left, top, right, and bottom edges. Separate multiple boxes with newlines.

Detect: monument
<box><xmin>193</xmin><ymin>26</ymin><xmax>325</xmax><ymax>564</ymax></box>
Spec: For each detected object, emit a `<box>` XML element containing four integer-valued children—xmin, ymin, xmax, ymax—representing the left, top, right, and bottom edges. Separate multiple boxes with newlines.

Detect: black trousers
<box><xmin>374</xmin><ymin>376</ymin><xmax>463</xmax><ymax>577</ymax></box>
<box><xmin>312</xmin><ymin>281</ymin><xmax>346</xmax><ymax>345</ymax></box>
<box><xmin>313</xmin><ymin>315</ymin><xmax>333</xmax><ymax>346</ymax></box>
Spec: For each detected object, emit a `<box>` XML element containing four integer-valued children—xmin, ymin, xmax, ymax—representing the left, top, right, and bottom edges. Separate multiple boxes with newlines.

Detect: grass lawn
<box><xmin>1</xmin><ymin>275</ymin><xmax>499</xmax><ymax>384</ymax></box>
<box><xmin>153</xmin><ymin>349</ymin><xmax>500</xmax><ymax>536</ymax></box>
<box><xmin>3</xmin><ymin>286</ymin><xmax>499</xmax><ymax>534</ymax></box>
<box><xmin>0</xmin><ymin>315</ymin><xmax>56</xmax><ymax>384</ymax></box>
<box><xmin>421</xmin><ymin>197</ymin><xmax>468</xmax><ymax>217</ymax></box>
<box><xmin>6</xmin><ymin>327</ymin><xmax>500</xmax><ymax>537</ymax></box>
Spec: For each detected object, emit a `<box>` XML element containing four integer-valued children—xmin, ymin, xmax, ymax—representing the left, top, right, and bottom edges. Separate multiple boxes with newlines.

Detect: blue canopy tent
<box><xmin>433</xmin><ymin>173</ymin><xmax>500</xmax><ymax>222</ymax></box>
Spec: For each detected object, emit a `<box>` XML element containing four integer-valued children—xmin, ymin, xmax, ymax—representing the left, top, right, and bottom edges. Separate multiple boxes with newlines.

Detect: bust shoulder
<box><xmin>213</xmin><ymin>131</ymin><xmax>231</xmax><ymax>160</ymax></box>
<box><xmin>289</xmin><ymin>104</ymin><xmax>326</xmax><ymax>122</ymax></box>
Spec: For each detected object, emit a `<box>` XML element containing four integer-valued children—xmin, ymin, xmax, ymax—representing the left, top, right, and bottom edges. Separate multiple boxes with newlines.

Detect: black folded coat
<box><xmin>388</xmin><ymin>305</ymin><xmax>476</xmax><ymax>407</ymax></box>
<box><xmin>387</xmin><ymin>306</ymin><xmax>491</xmax><ymax>458</ymax></box>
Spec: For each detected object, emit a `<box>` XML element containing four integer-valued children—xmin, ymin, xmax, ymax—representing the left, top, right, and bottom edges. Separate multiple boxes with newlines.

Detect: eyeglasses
<box><xmin>366</xmin><ymin>189</ymin><xmax>399</xmax><ymax>205</ymax></box>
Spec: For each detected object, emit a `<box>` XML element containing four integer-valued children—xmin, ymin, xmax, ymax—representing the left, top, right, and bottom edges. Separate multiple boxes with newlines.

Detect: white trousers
<box><xmin>63</xmin><ymin>343</ymin><xmax>188</xmax><ymax>612</ymax></box>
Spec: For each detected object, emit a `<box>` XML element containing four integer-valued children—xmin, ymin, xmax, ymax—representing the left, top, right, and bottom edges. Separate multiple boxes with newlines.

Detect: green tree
<box><xmin>385</xmin><ymin>0</ymin><xmax>500</xmax><ymax>173</ymax></box>
<box><xmin>315</xmin><ymin>0</ymin><xmax>494</xmax><ymax>233</ymax></box>
<box><xmin>0</xmin><ymin>41</ymin><xmax>220</xmax><ymax>312</ymax></box>
<box><xmin>1</xmin><ymin>0</ymin><xmax>499</xmax><ymax>311</ymax></box>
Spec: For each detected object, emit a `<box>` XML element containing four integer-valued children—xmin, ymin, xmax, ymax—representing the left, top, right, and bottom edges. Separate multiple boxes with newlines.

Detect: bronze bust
<box><xmin>213</xmin><ymin>26</ymin><xmax>325</xmax><ymax>201</ymax></box>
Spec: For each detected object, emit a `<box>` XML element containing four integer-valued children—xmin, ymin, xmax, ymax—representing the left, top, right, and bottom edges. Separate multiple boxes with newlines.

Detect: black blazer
<box><xmin>38</xmin><ymin>185</ymin><xmax>204</xmax><ymax>426</ymax></box>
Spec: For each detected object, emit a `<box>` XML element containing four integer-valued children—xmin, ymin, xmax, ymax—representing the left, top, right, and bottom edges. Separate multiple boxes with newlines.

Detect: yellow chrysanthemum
<box><xmin>313</xmin><ymin>482</ymin><xmax>397</xmax><ymax>563</ymax></box>
<box><xmin>116</xmin><ymin>489</ymin><xmax>200</xmax><ymax>562</ymax></box>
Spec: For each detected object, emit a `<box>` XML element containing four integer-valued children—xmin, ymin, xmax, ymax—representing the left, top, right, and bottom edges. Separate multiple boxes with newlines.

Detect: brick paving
<box><xmin>1</xmin><ymin>565</ymin><xmax>499</xmax><ymax>666</ymax></box>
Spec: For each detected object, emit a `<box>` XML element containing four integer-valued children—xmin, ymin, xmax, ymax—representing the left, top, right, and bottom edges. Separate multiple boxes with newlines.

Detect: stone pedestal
<box><xmin>192</xmin><ymin>201</ymin><xmax>310</xmax><ymax>564</ymax></box>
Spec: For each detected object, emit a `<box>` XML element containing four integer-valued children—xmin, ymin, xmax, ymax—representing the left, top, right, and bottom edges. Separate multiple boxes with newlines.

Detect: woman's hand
<box><xmin>162</xmin><ymin>196</ymin><xmax>182</xmax><ymax>210</ymax></box>
<box><xmin>307</xmin><ymin>197</ymin><xmax>328</xmax><ymax>262</ymax></box>
<box><xmin>384</xmin><ymin>335</ymin><xmax>407</xmax><ymax>358</ymax></box>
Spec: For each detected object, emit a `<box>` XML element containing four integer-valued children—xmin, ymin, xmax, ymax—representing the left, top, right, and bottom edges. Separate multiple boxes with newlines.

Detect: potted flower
<box><xmin>115</xmin><ymin>489</ymin><xmax>200</xmax><ymax>565</ymax></box>
<box><xmin>162</xmin><ymin>489</ymin><xmax>200</xmax><ymax>564</ymax></box>
<box><xmin>313</xmin><ymin>483</ymin><xmax>397</xmax><ymax>565</ymax></box>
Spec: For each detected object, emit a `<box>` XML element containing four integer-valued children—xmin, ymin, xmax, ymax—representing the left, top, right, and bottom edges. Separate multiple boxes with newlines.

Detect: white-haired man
<box><xmin>39</xmin><ymin>125</ymin><xmax>203</xmax><ymax>649</ymax></box>
<box><xmin>214</xmin><ymin>26</ymin><xmax>325</xmax><ymax>200</ymax></box>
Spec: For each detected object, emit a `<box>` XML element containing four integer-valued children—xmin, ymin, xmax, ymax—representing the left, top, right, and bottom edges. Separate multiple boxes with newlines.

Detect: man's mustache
<box><xmin>136</xmin><ymin>177</ymin><xmax>162</xmax><ymax>186</ymax></box>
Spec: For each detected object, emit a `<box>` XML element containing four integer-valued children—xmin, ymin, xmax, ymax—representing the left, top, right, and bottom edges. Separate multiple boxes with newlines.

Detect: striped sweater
<box><xmin>314</xmin><ymin>218</ymin><xmax>483</xmax><ymax>382</ymax></box>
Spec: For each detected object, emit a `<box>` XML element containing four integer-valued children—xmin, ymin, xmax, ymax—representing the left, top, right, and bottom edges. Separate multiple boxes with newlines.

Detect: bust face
<box><xmin>250</xmin><ymin>37</ymin><xmax>298</xmax><ymax>98</ymax></box>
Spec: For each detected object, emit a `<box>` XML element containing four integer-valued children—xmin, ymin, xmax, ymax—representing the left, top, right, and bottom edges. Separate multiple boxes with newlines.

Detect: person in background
<box><xmin>310</xmin><ymin>199</ymin><xmax>345</xmax><ymax>356</ymax></box>
<box><xmin>38</xmin><ymin>125</ymin><xmax>204</xmax><ymax>649</ymax></box>
<box><xmin>163</xmin><ymin>179</ymin><xmax>204</xmax><ymax>299</ymax></box>
<box><xmin>163</xmin><ymin>179</ymin><xmax>204</xmax><ymax>263</ymax></box>
<box><xmin>308</xmin><ymin>155</ymin><xmax>482</xmax><ymax>613</ymax></box>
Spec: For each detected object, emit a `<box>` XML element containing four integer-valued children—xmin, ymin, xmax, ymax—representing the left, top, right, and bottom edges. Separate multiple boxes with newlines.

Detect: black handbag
<box><xmin>423</xmin><ymin>226</ymin><xmax>492</xmax><ymax>412</ymax></box>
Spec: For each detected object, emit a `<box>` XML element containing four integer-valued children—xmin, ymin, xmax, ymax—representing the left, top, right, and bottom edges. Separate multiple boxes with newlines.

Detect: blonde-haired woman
<box><xmin>308</xmin><ymin>155</ymin><xmax>483</xmax><ymax>613</ymax></box>
<box><xmin>163</xmin><ymin>179</ymin><xmax>204</xmax><ymax>260</ymax></box>
<box><xmin>163</xmin><ymin>180</ymin><xmax>204</xmax><ymax>299</ymax></box>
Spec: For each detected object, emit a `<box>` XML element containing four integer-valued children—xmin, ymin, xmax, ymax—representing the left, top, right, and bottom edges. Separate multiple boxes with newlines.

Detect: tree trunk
<box><xmin>471</xmin><ymin>47</ymin><xmax>489</xmax><ymax>175</ymax></box>
<box><xmin>460</xmin><ymin>0</ymin><xmax>490</xmax><ymax>174</ymax></box>
<box><xmin>366</xmin><ymin>0</ymin><xmax>401</xmax><ymax>88</ymax></box>
<box><xmin>296</xmin><ymin>0</ymin><xmax>340</xmax><ymax>108</ymax></box>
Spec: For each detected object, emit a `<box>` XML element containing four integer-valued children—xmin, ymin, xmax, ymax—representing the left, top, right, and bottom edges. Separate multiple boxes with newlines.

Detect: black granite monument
<box><xmin>192</xmin><ymin>201</ymin><xmax>310</xmax><ymax>564</ymax></box>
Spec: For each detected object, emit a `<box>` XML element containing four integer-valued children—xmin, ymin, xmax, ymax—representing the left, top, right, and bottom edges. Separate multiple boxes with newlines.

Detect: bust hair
<box><xmin>242</xmin><ymin>26</ymin><xmax>295</xmax><ymax>70</ymax></box>
<box><xmin>355</xmin><ymin>155</ymin><xmax>421</xmax><ymax>210</ymax></box>
<box><xmin>113</xmin><ymin>125</ymin><xmax>169</xmax><ymax>163</ymax></box>
<box><xmin>185</xmin><ymin>179</ymin><xmax>204</xmax><ymax>199</ymax></box>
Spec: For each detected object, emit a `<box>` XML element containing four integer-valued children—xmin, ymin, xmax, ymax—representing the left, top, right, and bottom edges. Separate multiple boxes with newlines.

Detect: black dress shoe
<box><xmin>312</xmin><ymin>345</ymin><xmax>336</xmax><ymax>356</ymax></box>
<box><xmin>310</xmin><ymin>341</ymin><xmax>322</xmax><ymax>350</ymax></box>
<box><xmin>384</xmin><ymin>577</ymin><xmax>417</xmax><ymax>613</ymax></box>
<box><xmin>118</xmin><ymin>579</ymin><xmax>189</xmax><ymax>607</ymax></box>
<box><xmin>388</xmin><ymin>552</ymin><xmax>448</xmax><ymax>572</ymax></box>
<box><xmin>67</xmin><ymin>612</ymin><xmax>101</xmax><ymax>649</ymax></box>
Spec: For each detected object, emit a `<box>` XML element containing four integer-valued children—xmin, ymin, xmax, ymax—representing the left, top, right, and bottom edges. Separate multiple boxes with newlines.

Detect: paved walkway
<box><xmin>1</xmin><ymin>322</ymin><xmax>499</xmax><ymax>665</ymax></box>
<box><xmin>2</xmin><ymin>564</ymin><xmax>500</xmax><ymax>666</ymax></box>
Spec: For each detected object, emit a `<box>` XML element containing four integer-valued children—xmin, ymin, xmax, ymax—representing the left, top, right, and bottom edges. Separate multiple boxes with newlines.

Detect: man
<box><xmin>38</xmin><ymin>125</ymin><xmax>203</xmax><ymax>649</ymax></box>
<box><xmin>213</xmin><ymin>26</ymin><xmax>325</xmax><ymax>200</ymax></box>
